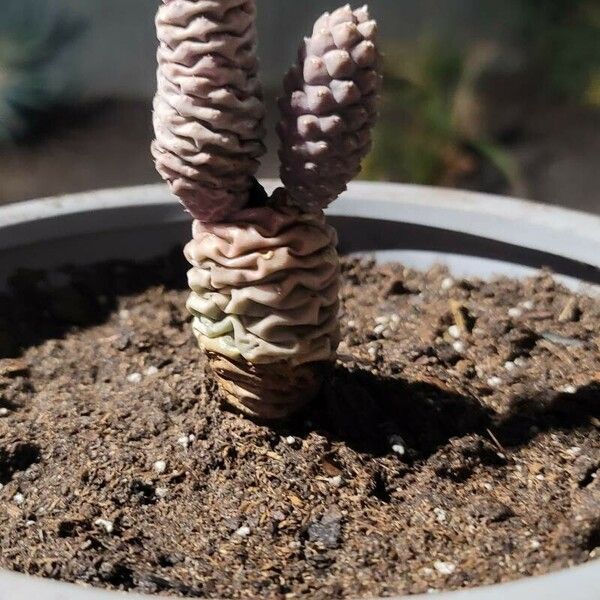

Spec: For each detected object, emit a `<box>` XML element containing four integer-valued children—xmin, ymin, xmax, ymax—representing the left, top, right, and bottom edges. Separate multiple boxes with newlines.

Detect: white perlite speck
<box><xmin>487</xmin><ymin>376</ymin><xmax>502</xmax><ymax>387</ymax></box>
<box><xmin>127</xmin><ymin>372</ymin><xmax>142</xmax><ymax>384</ymax></box>
<box><xmin>521</xmin><ymin>300</ymin><xmax>534</xmax><ymax>310</ymax></box>
<box><xmin>235</xmin><ymin>525</ymin><xmax>251</xmax><ymax>537</ymax></box>
<box><xmin>508</xmin><ymin>307</ymin><xmax>523</xmax><ymax>318</ymax></box>
<box><xmin>177</xmin><ymin>434</ymin><xmax>196</xmax><ymax>449</ymax></box>
<box><xmin>448</xmin><ymin>325</ymin><xmax>461</xmax><ymax>339</ymax></box>
<box><xmin>155</xmin><ymin>487</ymin><xmax>169</xmax><ymax>499</ymax></box>
<box><xmin>434</xmin><ymin>560</ymin><xmax>456</xmax><ymax>575</ymax></box>
<box><xmin>441</xmin><ymin>277</ymin><xmax>455</xmax><ymax>291</ymax></box>
<box><xmin>561</xmin><ymin>385</ymin><xmax>577</xmax><ymax>394</ymax></box>
<box><xmin>389</xmin><ymin>434</ymin><xmax>406</xmax><ymax>456</ymax></box>
<box><xmin>434</xmin><ymin>508</ymin><xmax>447</xmax><ymax>523</ymax></box>
<box><xmin>0</xmin><ymin>408</ymin><xmax>9</xmax><ymax>417</ymax></box>
<box><xmin>145</xmin><ymin>366</ymin><xmax>159</xmax><ymax>376</ymax></box>
<box><xmin>392</xmin><ymin>444</ymin><xmax>405</xmax><ymax>456</ymax></box>
<box><xmin>94</xmin><ymin>519</ymin><xmax>114</xmax><ymax>534</ymax></box>
<box><xmin>328</xmin><ymin>475</ymin><xmax>343</xmax><ymax>487</ymax></box>
<box><xmin>452</xmin><ymin>340</ymin><xmax>465</xmax><ymax>353</ymax></box>
<box><xmin>13</xmin><ymin>493</ymin><xmax>24</xmax><ymax>505</ymax></box>
<box><xmin>153</xmin><ymin>460</ymin><xmax>167</xmax><ymax>474</ymax></box>
<box><xmin>284</xmin><ymin>436</ymin><xmax>296</xmax><ymax>446</ymax></box>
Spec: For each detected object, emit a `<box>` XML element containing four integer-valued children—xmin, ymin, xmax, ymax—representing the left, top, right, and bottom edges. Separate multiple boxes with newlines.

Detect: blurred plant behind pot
<box><xmin>362</xmin><ymin>37</ymin><xmax>527</xmax><ymax>196</ymax></box>
<box><xmin>518</xmin><ymin>0</ymin><xmax>600</xmax><ymax>106</ymax></box>
<box><xmin>0</xmin><ymin>0</ymin><xmax>86</xmax><ymax>143</ymax></box>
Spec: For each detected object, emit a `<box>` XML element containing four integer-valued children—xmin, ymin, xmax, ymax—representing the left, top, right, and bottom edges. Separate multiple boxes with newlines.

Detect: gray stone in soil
<box><xmin>308</xmin><ymin>507</ymin><xmax>343</xmax><ymax>549</ymax></box>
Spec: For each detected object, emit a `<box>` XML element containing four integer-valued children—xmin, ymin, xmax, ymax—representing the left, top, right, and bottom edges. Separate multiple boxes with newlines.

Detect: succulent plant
<box><xmin>277</xmin><ymin>4</ymin><xmax>381</xmax><ymax>210</ymax></box>
<box><xmin>0</xmin><ymin>0</ymin><xmax>84</xmax><ymax>142</ymax></box>
<box><xmin>152</xmin><ymin>2</ymin><xmax>380</xmax><ymax>418</ymax></box>
<box><xmin>185</xmin><ymin>200</ymin><xmax>341</xmax><ymax>418</ymax></box>
<box><xmin>152</xmin><ymin>0</ymin><xmax>266</xmax><ymax>222</ymax></box>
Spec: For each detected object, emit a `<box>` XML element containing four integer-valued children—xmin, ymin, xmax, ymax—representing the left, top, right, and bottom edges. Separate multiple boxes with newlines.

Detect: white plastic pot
<box><xmin>0</xmin><ymin>181</ymin><xmax>598</xmax><ymax>600</ymax></box>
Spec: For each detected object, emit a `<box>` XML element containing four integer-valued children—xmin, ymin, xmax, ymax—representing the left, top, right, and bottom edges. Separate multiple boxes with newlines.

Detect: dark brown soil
<box><xmin>0</xmin><ymin>253</ymin><xmax>598</xmax><ymax>598</ymax></box>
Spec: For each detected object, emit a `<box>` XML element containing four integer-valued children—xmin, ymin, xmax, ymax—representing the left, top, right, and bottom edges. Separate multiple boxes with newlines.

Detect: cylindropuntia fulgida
<box><xmin>152</xmin><ymin>1</ymin><xmax>381</xmax><ymax>419</ymax></box>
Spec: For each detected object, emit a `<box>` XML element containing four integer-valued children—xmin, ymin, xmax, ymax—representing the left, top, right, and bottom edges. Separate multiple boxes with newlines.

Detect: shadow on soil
<box><xmin>0</xmin><ymin>247</ymin><xmax>188</xmax><ymax>358</ymax></box>
<box><xmin>281</xmin><ymin>365</ymin><xmax>600</xmax><ymax>462</ymax></box>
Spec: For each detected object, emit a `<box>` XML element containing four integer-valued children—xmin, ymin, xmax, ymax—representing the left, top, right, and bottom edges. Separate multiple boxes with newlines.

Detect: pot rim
<box><xmin>1</xmin><ymin>181</ymin><xmax>599</xmax><ymax>270</ymax></box>
<box><xmin>0</xmin><ymin>181</ymin><xmax>598</xmax><ymax>600</ymax></box>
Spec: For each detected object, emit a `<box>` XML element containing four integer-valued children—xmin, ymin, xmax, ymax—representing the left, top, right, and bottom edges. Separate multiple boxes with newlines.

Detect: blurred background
<box><xmin>0</xmin><ymin>0</ymin><xmax>598</xmax><ymax>212</ymax></box>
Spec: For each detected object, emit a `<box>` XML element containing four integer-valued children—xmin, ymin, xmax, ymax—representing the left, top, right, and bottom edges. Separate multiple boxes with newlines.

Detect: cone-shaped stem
<box><xmin>209</xmin><ymin>352</ymin><xmax>330</xmax><ymax>419</ymax></box>
<box><xmin>184</xmin><ymin>190</ymin><xmax>341</xmax><ymax>419</ymax></box>
<box><xmin>277</xmin><ymin>4</ymin><xmax>381</xmax><ymax>210</ymax></box>
<box><xmin>152</xmin><ymin>0</ymin><xmax>266</xmax><ymax>222</ymax></box>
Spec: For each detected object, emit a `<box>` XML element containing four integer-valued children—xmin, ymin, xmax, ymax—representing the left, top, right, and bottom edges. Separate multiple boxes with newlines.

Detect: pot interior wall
<box><xmin>1</xmin><ymin>210</ymin><xmax>598</xmax><ymax>293</ymax></box>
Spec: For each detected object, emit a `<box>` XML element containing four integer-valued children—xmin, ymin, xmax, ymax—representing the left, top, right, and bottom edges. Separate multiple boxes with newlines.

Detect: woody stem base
<box><xmin>206</xmin><ymin>351</ymin><xmax>331</xmax><ymax>420</ymax></box>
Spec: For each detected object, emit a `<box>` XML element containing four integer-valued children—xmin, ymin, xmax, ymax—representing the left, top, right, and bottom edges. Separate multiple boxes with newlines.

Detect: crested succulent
<box><xmin>277</xmin><ymin>4</ymin><xmax>381</xmax><ymax>210</ymax></box>
<box><xmin>152</xmin><ymin>2</ymin><xmax>380</xmax><ymax>419</ymax></box>
<box><xmin>185</xmin><ymin>197</ymin><xmax>340</xmax><ymax>418</ymax></box>
<box><xmin>152</xmin><ymin>0</ymin><xmax>266</xmax><ymax>222</ymax></box>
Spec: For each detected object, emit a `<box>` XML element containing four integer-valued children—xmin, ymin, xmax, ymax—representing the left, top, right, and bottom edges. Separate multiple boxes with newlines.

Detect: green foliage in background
<box><xmin>0</xmin><ymin>0</ymin><xmax>85</xmax><ymax>142</ymax></box>
<box><xmin>519</xmin><ymin>0</ymin><xmax>600</xmax><ymax>105</ymax></box>
<box><xmin>363</xmin><ymin>38</ymin><xmax>524</xmax><ymax>193</ymax></box>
